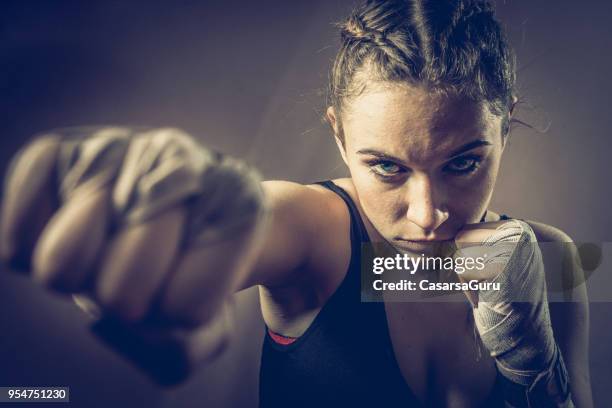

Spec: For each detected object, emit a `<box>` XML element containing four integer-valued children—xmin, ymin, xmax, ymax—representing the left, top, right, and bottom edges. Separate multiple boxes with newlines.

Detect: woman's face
<box><xmin>329</xmin><ymin>83</ymin><xmax>507</xmax><ymax>253</ymax></box>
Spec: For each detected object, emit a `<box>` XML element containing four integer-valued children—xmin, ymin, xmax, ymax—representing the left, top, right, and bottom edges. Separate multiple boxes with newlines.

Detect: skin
<box><xmin>306</xmin><ymin>81</ymin><xmax>592</xmax><ymax>406</ymax></box>
<box><xmin>327</xmin><ymin>83</ymin><xmax>505</xmax><ymax>251</ymax></box>
<box><xmin>320</xmin><ymin>83</ymin><xmax>509</xmax><ymax>406</ymax></box>
<box><xmin>0</xmin><ymin>82</ymin><xmax>592</xmax><ymax>405</ymax></box>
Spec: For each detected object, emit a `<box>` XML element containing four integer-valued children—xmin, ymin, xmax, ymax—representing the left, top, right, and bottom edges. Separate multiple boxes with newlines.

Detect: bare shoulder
<box><xmin>521</xmin><ymin>219</ymin><xmax>593</xmax><ymax>406</ymax></box>
<box><xmin>520</xmin><ymin>219</ymin><xmax>589</xmax><ymax>294</ymax></box>
<box><xmin>255</xmin><ymin>180</ymin><xmax>353</xmax><ymax>335</ymax></box>
<box><xmin>255</xmin><ymin>179</ymin><xmax>351</xmax><ymax>291</ymax></box>
<box><xmin>261</xmin><ymin>180</ymin><xmax>351</xmax><ymax>240</ymax></box>
<box><xmin>521</xmin><ymin>219</ymin><xmax>585</xmax><ymax>287</ymax></box>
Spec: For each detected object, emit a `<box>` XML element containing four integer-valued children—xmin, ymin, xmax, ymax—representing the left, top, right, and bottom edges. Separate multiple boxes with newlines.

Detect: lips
<box><xmin>392</xmin><ymin>238</ymin><xmax>455</xmax><ymax>254</ymax></box>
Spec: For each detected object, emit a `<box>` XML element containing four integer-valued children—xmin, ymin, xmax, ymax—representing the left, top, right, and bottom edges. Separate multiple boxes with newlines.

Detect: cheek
<box><xmin>447</xmin><ymin>157</ymin><xmax>500</xmax><ymax>220</ymax></box>
<box><xmin>351</xmin><ymin>175</ymin><xmax>400</xmax><ymax>228</ymax></box>
<box><xmin>474</xmin><ymin>154</ymin><xmax>501</xmax><ymax>196</ymax></box>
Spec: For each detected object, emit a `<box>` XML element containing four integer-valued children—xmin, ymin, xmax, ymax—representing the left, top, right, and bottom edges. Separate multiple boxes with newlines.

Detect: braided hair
<box><xmin>329</xmin><ymin>0</ymin><xmax>516</xmax><ymax>145</ymax></box>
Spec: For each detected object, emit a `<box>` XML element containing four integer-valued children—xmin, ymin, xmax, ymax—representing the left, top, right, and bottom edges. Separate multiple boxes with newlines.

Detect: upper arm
<box><xmin>528</xmin><ymin>220</ymin><xmax>593</xmax><ymax>407</ymax></box>
<box><xmin>236</xmin><ymin>180</ymin><xmax>349</xmax><ymax>292</ymax></box>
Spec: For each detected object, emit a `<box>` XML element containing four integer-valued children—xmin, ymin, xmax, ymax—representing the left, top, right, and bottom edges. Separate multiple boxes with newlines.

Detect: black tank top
<box><xmin>259</xmin><ymin>180</ymin><xmax>421</xmax><ymax>407</ymax></box>
<box><xmin>258</xmin><ymin>180</ymin><xmax>509</xmax><ymax>407</ymax></box>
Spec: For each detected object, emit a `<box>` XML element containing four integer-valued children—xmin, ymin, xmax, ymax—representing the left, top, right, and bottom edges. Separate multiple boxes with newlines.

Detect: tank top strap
<box><xmin>313</xmin><ymin>180</ymin><xmax>370</xmax><ymax>244</ymax></box>
<box><xmin>311</xmin><ymin>180</ymin><xmax>371</xmax><ymax>296</ymax></box>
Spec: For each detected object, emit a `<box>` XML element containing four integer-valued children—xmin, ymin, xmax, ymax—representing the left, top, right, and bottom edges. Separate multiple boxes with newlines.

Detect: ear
<box><xmin>509</xmin><ymin>95</ymin><xmax>518</xmax><ymax>116</ymax></box>
<box><xmin>501</xmin><ymin>95</ymin><xmax>518</xmax><ymax>151</ymax></box>
<box><xmin>327</xmin><ymin>106</ymin><xmax>348</xmax><ymax>166</ymax></box>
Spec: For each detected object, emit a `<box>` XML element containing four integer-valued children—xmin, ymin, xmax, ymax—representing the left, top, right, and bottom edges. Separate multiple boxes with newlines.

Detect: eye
<box><xmin>368</xmin><ymin>160</ymin><xmax>403</xmax><ymax>178</ymax></box>
<box><xmin>444</xmin><ymin>155</ymin><xmax>482</xmax><ymax>174</ymax></box>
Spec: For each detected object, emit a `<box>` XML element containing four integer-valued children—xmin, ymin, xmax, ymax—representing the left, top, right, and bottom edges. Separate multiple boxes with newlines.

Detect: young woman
<box><xmin>0</xmin><ymin>0</ymin><xmax>591</xmax><ymax>407</ymax></box>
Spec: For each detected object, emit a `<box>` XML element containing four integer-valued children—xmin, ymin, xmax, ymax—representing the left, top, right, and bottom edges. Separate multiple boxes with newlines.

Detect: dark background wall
<box><xmin>1</xmin><ymin>1</ymin><xmax>610</xmax><ymax>406</ymax></box>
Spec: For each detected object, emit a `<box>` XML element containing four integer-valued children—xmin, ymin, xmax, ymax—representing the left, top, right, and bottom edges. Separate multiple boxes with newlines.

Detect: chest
<box><xmin>262</xmin><ymin>285</ymin><xmax>500</xmax><ymax>407</ymax></box>
<box><xmin>384</xmin><ymin>300</ymin><xmax>498</xmax><ymax>406</ymax></box>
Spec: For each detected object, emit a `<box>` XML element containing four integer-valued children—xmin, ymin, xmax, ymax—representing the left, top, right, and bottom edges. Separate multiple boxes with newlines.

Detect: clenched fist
<box><xmin>455</xmin><ymin>220</ymin><xmax>573</xmax><ymax>407</ymax></box>
<box><xmin>0</xmin><ymin>126</ymin><xmax>268</xmax><ymax>385</ymax></box>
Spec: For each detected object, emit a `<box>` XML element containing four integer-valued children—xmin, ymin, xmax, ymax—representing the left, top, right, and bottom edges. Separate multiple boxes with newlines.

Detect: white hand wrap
<box><xmin>473</xmin><ymin>219</ymin><xmax>557</xmax><ymax>386</ymax></box>
<box><xmin>55</xmin><ymin>126</ymin><xmax>266</xmax><ymax>247</ymax></box>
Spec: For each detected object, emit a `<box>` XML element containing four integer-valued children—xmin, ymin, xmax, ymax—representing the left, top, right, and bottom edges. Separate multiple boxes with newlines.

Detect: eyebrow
<box><xmin>356</xmin><ymin>139</ymin><xmax>492</xmax><ymax>162</ymax></box>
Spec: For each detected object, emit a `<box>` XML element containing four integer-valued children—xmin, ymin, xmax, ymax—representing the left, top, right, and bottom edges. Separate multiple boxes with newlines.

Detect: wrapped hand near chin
<box><xmin>455</xmin><ymin>220</ymin><xmax>574</xmax><ymax>407</ymax></box>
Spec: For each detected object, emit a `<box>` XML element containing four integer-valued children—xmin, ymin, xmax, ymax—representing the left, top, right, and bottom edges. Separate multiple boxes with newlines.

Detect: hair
<box><xmin>329</xmin><ymin>0</ymin><xmax>517</xmax><ymax>145</ymax></box>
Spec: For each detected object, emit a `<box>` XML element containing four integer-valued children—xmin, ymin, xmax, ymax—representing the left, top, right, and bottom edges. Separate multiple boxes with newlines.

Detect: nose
<box><xmin>405</xmin><ymin>174</ymin><xmax>449</xmax><ymax>235</ymax></box>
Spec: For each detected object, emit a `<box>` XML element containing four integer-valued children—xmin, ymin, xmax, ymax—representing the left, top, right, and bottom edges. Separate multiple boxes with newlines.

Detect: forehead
<box><xmin>342</xmin><ymin>84</ymin><xmax>501</xmax><ymax>163</ymax></box>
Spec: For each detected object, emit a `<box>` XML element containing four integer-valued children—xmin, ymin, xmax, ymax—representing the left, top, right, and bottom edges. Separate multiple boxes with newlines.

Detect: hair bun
<box><xmin>340</xmin><ymin>14</ymin><xmax>386</xmax><ymax>44</ymax></box>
